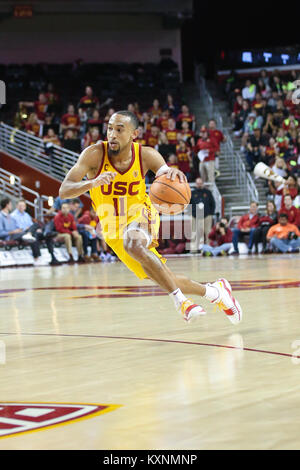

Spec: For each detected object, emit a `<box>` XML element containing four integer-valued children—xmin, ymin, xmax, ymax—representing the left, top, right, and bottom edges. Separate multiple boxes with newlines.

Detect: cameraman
<box><xmin>267</xmin><ymin>213</ymin><xmax>300</xmax><ymax>253</ymax></box>
<box><xmin>201</xmin><ymin>217</ymin><xmax>233</xmax><ymax>257</ymax></box>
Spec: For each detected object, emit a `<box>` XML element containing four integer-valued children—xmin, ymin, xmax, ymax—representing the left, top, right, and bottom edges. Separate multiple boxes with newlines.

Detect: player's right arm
<box><xmin>59</xmin><ymin>143</ymin><xmax>116</xmax><ymax>199</ymax></box>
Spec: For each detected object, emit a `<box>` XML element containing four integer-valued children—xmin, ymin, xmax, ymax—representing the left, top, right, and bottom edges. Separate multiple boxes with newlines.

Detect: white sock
<box><xmin>204</xmin><ymin>284</ymin><xmax>220</xmax><ymax>303</ymax></box>
<box><xmin>169</xmin><ymin>288</ymin><xmax>187</xmax><ymax>309</ymax></box>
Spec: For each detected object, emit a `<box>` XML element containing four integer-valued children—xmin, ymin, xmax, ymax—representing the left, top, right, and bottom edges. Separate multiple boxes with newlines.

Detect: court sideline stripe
<box><xmin>0</xmin><ymin>331</ymin><xmax>298</xmax><ymax>359</ymax></box>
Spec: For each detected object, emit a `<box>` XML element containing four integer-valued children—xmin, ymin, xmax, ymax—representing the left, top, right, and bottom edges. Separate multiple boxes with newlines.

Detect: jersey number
<box><xmin>113</xmin><ymin>197</ymin><xmax>125</xmax><ymax>216</ymax></box>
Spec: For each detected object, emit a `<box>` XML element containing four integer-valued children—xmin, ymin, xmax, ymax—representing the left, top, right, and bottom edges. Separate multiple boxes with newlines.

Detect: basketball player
<box><xmin>59</xmin><ymin>111</ymin><xmax>242</xmax><ymax>323</ymax></box>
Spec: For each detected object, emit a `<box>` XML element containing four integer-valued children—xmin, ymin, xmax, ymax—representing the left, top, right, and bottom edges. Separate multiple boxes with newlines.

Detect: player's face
<box><xmin>107</xmin><ymin>114</ymin><xmax>138</xmax><ymax>155</ymax></box>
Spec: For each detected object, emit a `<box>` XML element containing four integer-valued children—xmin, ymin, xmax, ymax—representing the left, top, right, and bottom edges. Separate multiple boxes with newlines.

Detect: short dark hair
<box><xmin>0</xmin><ymin>197</ymin><xmax>11</xmax><ymax>210</ymax></box>
<box><xmin>279</xmin><ymin>213</ymin><xmax>288</xmax><ymax>219</ymax></box>
<box><xmin>115</xmin><ymin>110</ymin><xmax>139</xmax><ymax>129</ymax></box>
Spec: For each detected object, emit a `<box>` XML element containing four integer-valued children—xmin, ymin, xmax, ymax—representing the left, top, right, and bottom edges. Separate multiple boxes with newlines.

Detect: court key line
<box><xmin>0</xmin><ymin>331</ymin><xmax>298</xmax><ymax>360</ymax></box>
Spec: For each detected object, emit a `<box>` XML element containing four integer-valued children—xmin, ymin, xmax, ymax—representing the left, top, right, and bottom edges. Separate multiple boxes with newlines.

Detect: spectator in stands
<box><xmin>244</xmin><ymin>127</ymin><xmax>268</xmax><ymax>172</ymax></box>
<box><xmin>54</xmin><ymin>202</ymin><xmax>84</xmax><ymax>263</ymax></box>
<box><xmin>232</xmin><ymin>201</ymin><xmax>260</xmax><ymax>255</ymax></box>
<box><xmin>167</xmin><ymin>154</ymin><xmax>178</xmax><ymax>169</ymax></box>
<box><xmin>271</xmin><ymin>157</ymin><xmax>288</xmax><ymax>179</ymax></box>
<box><xmin>157</xmin><ymin>110</ymin><xmax>171</xmax><ymax>131</ymax></box>
<box><xmin>45</xmin><ymin>83</ymin><xmax>60</xmax><ymax>113</ymax></box>
<box><xmin>201</xmin><ymin>217</ymin><xmax>233</xmax><ymax>257</ymax></box>
<box><xmin>233</xmin><ymin>99</ymin><xmax>250</xmax><ymax>136</ymax></box>
<box><xmin>157</xmin><ymin>132</ymin><xmax>176</xmax><ymax>159</ymax></box>
<box><xmin>177</xmin><ymin>104</ymin><xmax>195</xmax><ymax>131</ymax></box>
<box><xmin>0</xmin><ymin>198</ymin><xmax>36</xmax><ymax>244</ymax></box>
<box><xmin>103</xmin><ymin>108</ymin><xmax>115</xmax><ymax>135</ymax></box>
<box><xmin>69</xmin><ymin>200</ymin><xmax>99</xmax><ymax>262</ymax></box>
<box><xmin>267</xmin><ymin>213</ymin><xmax>300</xmax><ymax>253</ymax></box>
<box><xmin>242</xmin><ymin>79</ymin><xmax>256</xmax><ymax>101</ymax></box>
<box><xmin>78</xmin><ymin>107</ymin><xmax>89</xmax><ymax>137</ymax></box>
<box><xmin>268</xmin><ymin>175</ymin><xmax>299</xmax><ymax>209</ymax></box>
<box><xmin>196</xmin><ymin>126</ymin><xmax>218</xmax><ymax>183</ymax></box>
<box><xmin>62</xmin><ymin>129</ymin><xmax>81</xmax><ymax>153</ymax></box>
<box><xmin>83</xmin><ymin>127</ymin><xmax>100</xmax><ymax>149</ymax></box>
<box><xmin>179</xmin><ymin>120</ymin><xmax>195</xmax><ymax>142</ymax></box>
<box><xmin>148</xmin><ymin>99</ymin><xmax>162</xmax><ymax>120</ymax></box>
<box><xmin>189</xmin><ymin>177</ymin><xmax>216</xmax><ymax>252</ymax></box>
<box><xmin>208</xmin><ymin>118</ymin><xmax>226</xmax><ymax>177</ymax></box>
<box><xmin>25</xmin><ymin>112</ymin><xmax>42</xmax><ymax>137</ymax></box>
<box><xmin>146</xmin><ymin>125</ymin><xmax>160</xmax><ymax>148</ymax></box>
<box><xmin>79</xmin><ymin>85</ymin><xmax>99</xmax><ymax>109</ymax></box>
<box><xmin>61</xmin><ymin>104</ymin><xmax>80</xmax><ymax>134</ymax></box>
<box><xmin>279</xmin><ymin>194</ymin><xmax>299</xmax><ymax>224</ymax></box>
<box><xmin>164</xmin><ymin>119</ymin><xmax>178</xmax><ymax>146</ymax></box>
<box><xmin>87</xmin><ymin>109</ymin><xmax>103</xmax><ymax>132</ymax></box>
<box><xmin>20</xmin><ymin>92</ymin><xmax>48</xmax><ymax>122</ymax></box>
<box><xmin>164</xmin><ymin>93</ymin><xmax>179</xmax><ymax>117</ymax></box>
<box><xmin>11</xmin><ymin>199</ymin><xmax>61</xmax><ymax>266</ymax></box>
<box><xmin>176</xmin><ymin>140</ymin><xmax>193</xmax><ymax>181</ymax></box>
<box><xmin>252</xmin><ymin>200</ymin><xmax>277</xmax><ymax>253</ymax></box>
<box><xmin>43</xmin><ymin>128</ymin><xmax>61</xmax><ymax>147</ymax></box>
<box><xmin>231</xmin><ymin>94</ymin><xmax>243</xmax><ymax>123</ymax></box>
<box><xmin>135</xmin><ymin>125</ymin><xmax>147</xmax><ymax>146</ymax></box>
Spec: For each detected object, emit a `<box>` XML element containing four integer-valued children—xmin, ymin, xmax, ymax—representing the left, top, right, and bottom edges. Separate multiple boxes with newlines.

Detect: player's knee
<box><xmin>124</xmin><ymin>232</ymin><xmax>148</xmax><ymax>260</ymax></box>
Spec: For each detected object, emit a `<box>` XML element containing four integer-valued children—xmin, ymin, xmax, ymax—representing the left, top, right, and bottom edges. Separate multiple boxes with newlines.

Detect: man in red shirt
<box><xmin>176</xmin><ymin>140</ymin><xmax>192</xmax><ymax>180</ymax></box>
<box><xmin>196</xmin><ymin>126</ymin><xmax>218</xmax><ymax>183</ymax></box>
<box><xmin>232</xmin><ymin>202</ymin><xmax>260</xmax><ymax>254</ymax></box>
<box><xmin>54</xmin><ymin>202</ymin><xmax>84</xmax><ymax>263</ymax></box>
<box><xmin>61</xmin><ymin>104</ymin><xmax>80</xmax><ymax>133</ymax></box>
<box><xmin>20</xmin><ymin>92</ymin><xmax>48</xmax><ymax>122</ymax></box>
<box><xmin>157</xmin><ymin>110</ymin><xmax>170</xmax><ymax>131</ymax></box>
<box><xmin>145</xmin><ymin>125</ymin><xmax>159</xmax><ymax>148</ymax></box>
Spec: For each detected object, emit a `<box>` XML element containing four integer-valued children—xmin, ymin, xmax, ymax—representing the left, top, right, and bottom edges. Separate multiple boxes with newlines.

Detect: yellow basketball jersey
<box><xmin>89</xmin><ymin>141</ymin><xmax>165</xmax><ymax>279</ymax></box>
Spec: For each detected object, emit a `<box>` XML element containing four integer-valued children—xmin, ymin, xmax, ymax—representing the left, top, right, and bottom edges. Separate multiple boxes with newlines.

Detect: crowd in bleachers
<box><xmin>1</xmin><ymin>63</ymin><xmax>300</xmax><ymax>264</ymax></box>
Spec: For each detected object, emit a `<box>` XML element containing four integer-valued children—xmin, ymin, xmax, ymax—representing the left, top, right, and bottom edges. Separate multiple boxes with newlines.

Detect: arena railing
<box><xmin>0</xmin><ymin>122</ymin><xmax>79</xmax><ymax>180</ymax></box>
<box><xmin>0</xmin><ymin>167</ymin><xmax>51</xmax><ymax>221</ymax></box>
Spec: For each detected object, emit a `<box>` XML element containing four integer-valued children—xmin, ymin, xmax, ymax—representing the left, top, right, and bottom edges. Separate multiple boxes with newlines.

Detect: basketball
<box><xmin>149</xmin><ymin>174</ymin><xmax>191</xmax><ymax>215</ymax></box>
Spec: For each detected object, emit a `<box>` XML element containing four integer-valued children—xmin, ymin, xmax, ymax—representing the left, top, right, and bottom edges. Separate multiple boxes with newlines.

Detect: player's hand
<box><xmin>91</xmin><ymin>172</ymin><xmax>117</xmax><ymax>188</ymax></box>
<box><xmin>165</xmin><ymin>168</ymin><xmax>187</xmax><ymax>183</ymax></box>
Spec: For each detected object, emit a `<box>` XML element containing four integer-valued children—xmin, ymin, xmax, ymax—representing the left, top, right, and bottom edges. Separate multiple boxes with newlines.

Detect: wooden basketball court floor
<box><xmin>0</xmin><ymin>254</ymin><xmax>299</xmax><ymax>450</ymax></box>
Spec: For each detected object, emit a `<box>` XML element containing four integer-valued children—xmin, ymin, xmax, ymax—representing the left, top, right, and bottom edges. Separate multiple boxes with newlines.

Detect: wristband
<box><xmin>156</xmin><ymin>164</ymin><xmax>169</xmax><ymax>177</ymax></box>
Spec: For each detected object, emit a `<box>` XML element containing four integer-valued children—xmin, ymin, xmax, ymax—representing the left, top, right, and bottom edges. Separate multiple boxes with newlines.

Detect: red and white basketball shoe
<box><xmin>180</xmin><ymin>299</ymin><xmax>206</xmax><ymax>323</ymax></box>
<box><xmin>209</xmin><ymin>278</ymin><xmax>242</xmax><ymax>324</ymax></box>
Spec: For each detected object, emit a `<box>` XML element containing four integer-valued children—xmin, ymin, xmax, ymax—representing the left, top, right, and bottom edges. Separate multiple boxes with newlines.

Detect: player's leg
<box><xmin>123</xmin><ymin>226</ymin><xmax>206</xmax><ymax>322</ymax></box>
<box><xmin>123</xmin><ymin>225</ymin><xmax>242</xmax><ymax>324</ymax></box>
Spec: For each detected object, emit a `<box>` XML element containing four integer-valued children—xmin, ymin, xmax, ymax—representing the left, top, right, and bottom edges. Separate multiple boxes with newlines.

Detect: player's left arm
<box><xmin>141</xmin><ymin>146</ymin><xmax>187</xmax><ymax>183</ymax></box>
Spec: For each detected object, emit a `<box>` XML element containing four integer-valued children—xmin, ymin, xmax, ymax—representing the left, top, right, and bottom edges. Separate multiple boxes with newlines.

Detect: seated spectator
<box><xmin>252</xmin><ymin>200</ymin><xmax>277</xmax><ymax>253</ymax></box>
<box><xmin>164</xmin><ymin>119</ymin><xmax>178</xmax><ymax>145</ymax></box>
<box><xmin>208</xmin><ymin>118</ymin><xmax>226</xmax><ymax>175</ymax></box>
<box><xmin>167</xmin><ymin>154</ymin><xmax>179</xmax><ymax>169</ymax></box>
<box><xmin>262</xmin><ymin>113</ymin><xmax>276</xmax><ymax>136</ymax></box>
<box><xmin>70</xmin><ymin>201</ymin><xmax>100</xmax><ymax>262</ymax></box>
<box><xmin>83</xmin><ymin>127</ymin><xmax>100</xmax><ymax>149</ymax></box>
<box><xmin>79</xmin><ymin>85</ymin><xmax>99</xmax><ymax>109</ymax></box>
<box><xmin>176</xmin><ymin>104</ymin><xmax>195</xmax><ymax>131</ymax></box>
<box><xmin>157</xmin><ymin>132</ymin><xmax>176</xmax><ymax>158</ymax></box>
<box><xmin>267</xmin><ymin>213</ymin><xmax>300</xmax><ymax>253</ymax></box>
<box><xmin>244</xmin><ymin>127</ymin><xmax>268</xmax><ymax>172</ymax></box>
<box><xmin>201</xmin><ymin>218</ymin><xmax>233</xmax><ymax>256</ymax></box>
<box><xmin>135</xmin><ymin>125</ymin><xmax>147</xmax><ymax>146</ymax></box>
<box><xmin>157</xmin><ymin>110</ymin><xmax>171</xmax><ymax>131</ymax></box>
<box><xmin>62</xmin><ymin>129</ymin><xmax>81</xmax><ymax>153</ymax></box>
<box><xmin>242</xmin><ymin>79</ymin><xmax>256</xmax><ymax>101</ymax></box>
<box><xmin>61</xmin><ymin>104</ymin><xmax>80</xmax><ymax>133</ymax></box>
<box><xmin>279</xmin><ymin>194</ymin><xmax>299</xmax><ymax>225</ymax></box>
<box><xmin>25</xmin><ymin>112</ymin><xmax>42</xmax><ymax>137</ymax></box>
<box><xmin>233</xmin><ymin>99</ymin><xmax>250</xmax><ymax>136</ymax></box>
<box><xmin>282</xmin><ymin>113</ymin><xmax>299</xmax><ymax>131</ymax></box>
<box><xmin>103</xmin><ymin>108</ymin><xmax>115</xmax><ymax>135</ymax></box>
<box><xmin>87</xmin><ymin>109</ymin><xmax>103</xmax><ymax>133</ymax></box>
<box><xmin>176</xmin><ymin>140</ymin><xmax>193</xmax><ymax>181</ymax></box>
<box><xmin>42</xmin><ymin>113</ymin><xmax>59</xmax><ymax>136</ymax></box>
<box><xmin>0</xmin><ymin>197</ymin><xmax>36</xmax><ymax>244</ymax></box>
<box><xmin>146</xmin><ymin>125</ymin><xmax>160</xmax><ymax>148</ymax></box>
<box><xmin>164</xmin><ymin>93</ymin><xmax>179</xmax><ymax>117</ymax></box>
<box><xmin>43</xmin><ymin>128</ymin><xmax>61</xmax><ymax>147</ymax></box>
<box><xmin>231</xmin><ymin>94</ymin><xmax>243</xmax><ymax>122</ymax></box>
<box><xmin>271</xmin><ymin>156</ymin><xmax>288</xmax><ymax>179</ymax></box>
<box><xmin>148</xmin><ymin>99</ymin><xmax>162</xmax><ymax>120</ymax></box>
<box><xmin>268</xmin><ymin>175</ymin><xmax>299</xmax><ymax>209</ymax></box>
<box><xmin>78</xmin><ymin>107</ymin><xmax>89</xmax><ymax>137</ymax></box>
<box><xmin>45</xmin><ymin>83</ymin><xmax>60</xmax><ymax>113</ymax></box>
<box><xmin>196</xmin><ymin>126</ymin><xmax>218</xmax><ymax>183</ymax></box>
<box><xmin>179</xmin><ymin>120</ymin><xmax>195</xmax><ymax>142</ymax></box>
<box><xmin>20</xmin><ymin>92</ymin><xmax>49</xmax><ymax>122</ymax></box>
<box><xmin>232</xmin><ymin>201</ymin><xmax>260</xmax><ymax>255</ymax></box>
<box><xmin>54</xmin><ymin>202</ymin><xmax>85</xmax><ymax>263</ymax></box>
<box><xmin>11</xmin><ymin>199</ymin><xmax>61</xmax><ymax>266</ymax></box>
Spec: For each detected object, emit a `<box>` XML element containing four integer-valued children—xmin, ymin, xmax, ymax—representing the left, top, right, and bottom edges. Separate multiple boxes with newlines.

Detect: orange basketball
<box><xmin>149</xmin><ymin>174</ymin><xmax>191</xmax><ymax>215</ymax></box>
